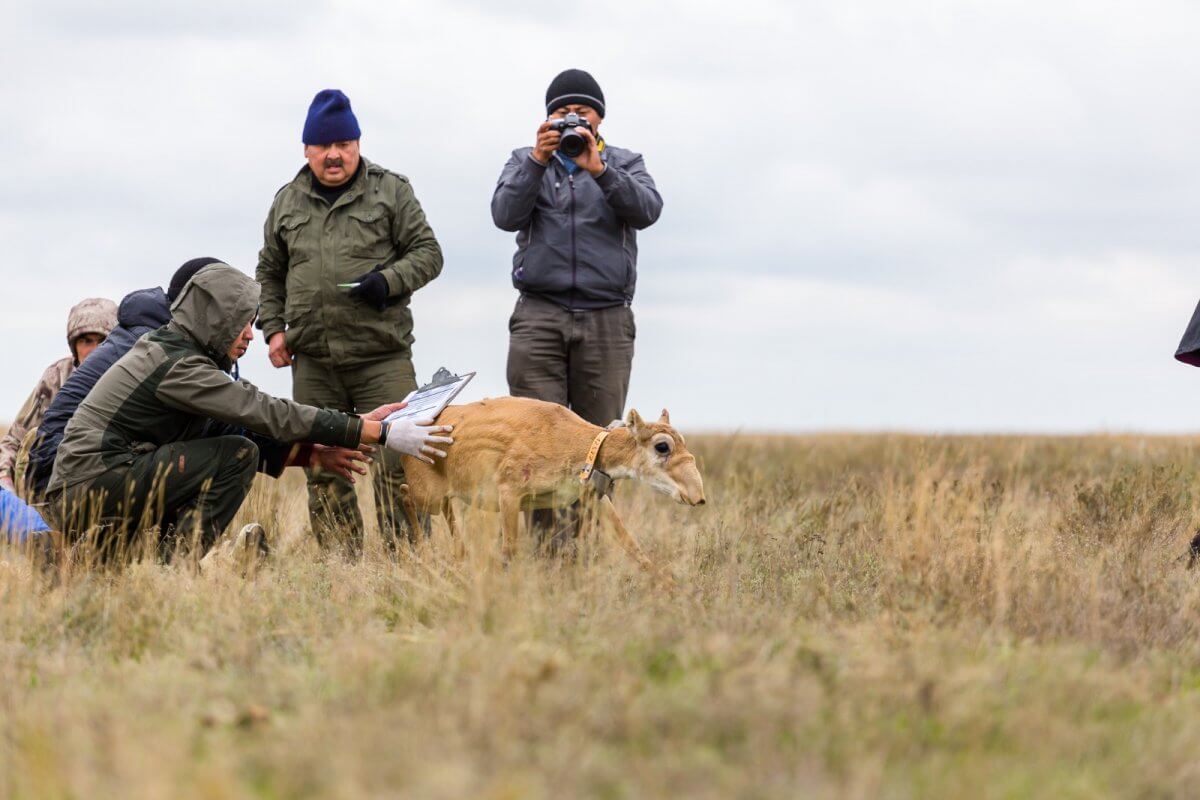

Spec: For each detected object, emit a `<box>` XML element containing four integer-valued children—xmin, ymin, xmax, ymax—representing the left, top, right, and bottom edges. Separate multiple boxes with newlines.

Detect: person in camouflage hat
<box><xmin>256</xmin><ymin>89</ymin><xmax>444</xmax><ymax>556</ymax></box>
<box><xmin>0</xmin><ymin>297</ymin><xmax>117</xmax><ymax>496</ymax></box>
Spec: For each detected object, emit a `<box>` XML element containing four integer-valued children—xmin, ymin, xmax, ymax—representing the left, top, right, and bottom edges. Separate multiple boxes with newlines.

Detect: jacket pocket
<box><xmin>283</xmin><ymin>290</ymin><xmax>316</xmax><ymax>352</ymax></box>
<box><xmin>278</xmin><ymin>213</ymin><xmax>312</xmax><ymax>262</ymax></box>
<box><xmin>354</xmin><ymin>301</ymin><xmax>412</xmax><ymax>356</ymax></box>
<box><xmin>347</xmin><ymin>206</ymin><xmax>392</xmax><ymax>259</ymax></box>
<box><xmin>284</xmin><ymin>290</ymin><xmax>315</xmax><ymax>325</ymax></box>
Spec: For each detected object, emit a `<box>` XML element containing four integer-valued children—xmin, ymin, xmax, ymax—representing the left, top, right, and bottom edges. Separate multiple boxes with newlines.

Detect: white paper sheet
<box><xmin>384</xmin><ymin>370</ymin><xmax>475</xmax><ymax>423</ymax></box>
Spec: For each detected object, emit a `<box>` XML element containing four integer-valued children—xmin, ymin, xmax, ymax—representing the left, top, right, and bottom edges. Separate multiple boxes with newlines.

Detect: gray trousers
<box><xmin>292</xmin><ymin>353</ymin><xmax>417</xmax><ymax>556</ymax></box>
<box><xmin>506</xmin><ymin>294</ymin><xmax>636</xmax><ymax>546</ymax></box>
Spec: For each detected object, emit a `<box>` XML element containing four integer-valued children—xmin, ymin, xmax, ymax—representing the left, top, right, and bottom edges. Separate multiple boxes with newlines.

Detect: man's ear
<box><xmin>625</xmin><ymin>409</ymin><xmax>645</xmax><ymax>435</ymax></box>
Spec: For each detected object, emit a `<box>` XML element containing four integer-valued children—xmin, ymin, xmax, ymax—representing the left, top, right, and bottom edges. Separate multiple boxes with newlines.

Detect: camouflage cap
<box><xmin>67</xmin><ymin>297</ymin><xmax>118</xmax><ymax>347</ymax></box>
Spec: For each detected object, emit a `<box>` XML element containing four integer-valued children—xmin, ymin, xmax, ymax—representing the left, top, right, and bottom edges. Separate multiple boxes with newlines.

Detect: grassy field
<box><xmin>5</xmin><ymin>433</ymin><xmax>1200</xmax><ymax>798</ymax></box>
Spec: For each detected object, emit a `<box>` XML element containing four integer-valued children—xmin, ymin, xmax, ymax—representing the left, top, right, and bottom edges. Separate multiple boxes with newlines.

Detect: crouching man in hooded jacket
<box><xmin>44</xmin><ymin>263</ymin><xmax>452</xmax><ymax>559</ymax></box>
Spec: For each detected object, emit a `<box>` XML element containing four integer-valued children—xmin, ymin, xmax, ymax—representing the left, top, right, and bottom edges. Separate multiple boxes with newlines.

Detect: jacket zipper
<box><xmin>568</xmin><ymin>172</ymin><xmax>577</xmax><ymax>310</ymax></box>
<box><xmin>622</xmin><ymin>224</ymin><xmax>630</xmax><ymax>298</ymax></box>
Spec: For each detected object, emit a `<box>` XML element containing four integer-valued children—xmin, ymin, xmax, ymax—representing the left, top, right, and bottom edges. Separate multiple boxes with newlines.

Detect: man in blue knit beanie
<box><xmin>255</xmin><ymin>88</ymin><xmax>444</xmax><ymax>558</ymax></box>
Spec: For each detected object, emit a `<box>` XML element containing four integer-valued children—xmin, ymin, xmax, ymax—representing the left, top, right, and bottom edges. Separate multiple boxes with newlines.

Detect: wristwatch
<box><xmin>378</xmin><ymin>419</ymin><xmax>391</xmax><ymax>444</ymax></box>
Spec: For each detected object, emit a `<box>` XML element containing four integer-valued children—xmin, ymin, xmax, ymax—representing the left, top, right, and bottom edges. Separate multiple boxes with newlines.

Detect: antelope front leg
<box><xmin>397</xmin><ymin>485</ymin><xmax>424</xmax><ymax>545</ymax></box>
<box><xmin>596</xmin><ymin>495</ymin><xmax>675</xmax><ymax>588</ymax></box>
<box><xmin>442</xmin><ymin>498</ymin><xmax>465</xmax><ymax>559</ymax></box>
<box><xmin>441</xmin><ymin>498</ymin><xmax>458</xmax><ymax>539</ymax></box>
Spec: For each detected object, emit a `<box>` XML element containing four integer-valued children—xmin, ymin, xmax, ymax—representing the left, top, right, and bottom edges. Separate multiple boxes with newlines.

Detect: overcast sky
<box><xmin>2</xmin><ymin>0</ymin><xmax>1199</xmax><ymax>432</ymax></box>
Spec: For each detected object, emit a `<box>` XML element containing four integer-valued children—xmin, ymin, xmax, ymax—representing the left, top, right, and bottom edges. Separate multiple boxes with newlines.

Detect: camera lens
<box><xmin>559</xmin><ymin>130</ymin><xmax>586</xmax><ymax>158</ymax></box>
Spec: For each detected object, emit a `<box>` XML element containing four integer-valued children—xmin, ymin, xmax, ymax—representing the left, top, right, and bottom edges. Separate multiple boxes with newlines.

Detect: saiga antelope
<box><xmin>396</xmin><ymin>396</ymin><xmax>705</xmax><ymax>580</ymax></box>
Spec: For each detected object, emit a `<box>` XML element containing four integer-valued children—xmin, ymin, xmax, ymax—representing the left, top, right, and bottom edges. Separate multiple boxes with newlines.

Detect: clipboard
<box><xmin>385</xmin><ymin>367</ymin><xmax>475</xmax><ymax>423</ymax></box>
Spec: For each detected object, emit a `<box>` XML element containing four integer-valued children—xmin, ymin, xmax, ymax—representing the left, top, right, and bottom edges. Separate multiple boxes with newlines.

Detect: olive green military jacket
<box><xmin>256</xmin><ymin>158</ymin><xmax>443</xmax><ymax>366</ymax></box>
<box><xmin>48</xmin><ymin>265</ymin><xmax>363</xmax><ymax>496</ymax></box>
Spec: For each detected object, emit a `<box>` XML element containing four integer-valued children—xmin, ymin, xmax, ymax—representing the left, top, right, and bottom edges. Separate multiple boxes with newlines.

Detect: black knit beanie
<box><xmin>545</xmin><ymin>69</ymin><xmax>605</xmax><ymax>117</ymax></box>
<box><xmin>168</xmin><ymin>257</ymin><xmax>224</xmax><ymax>302</ymax></box>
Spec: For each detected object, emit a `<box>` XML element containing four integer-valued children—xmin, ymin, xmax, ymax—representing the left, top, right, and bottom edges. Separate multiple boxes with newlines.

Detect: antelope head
<box><xmin>622</xmin><ymin>408</ymin><xmax>706</xmax><ymax>506</ymax></box>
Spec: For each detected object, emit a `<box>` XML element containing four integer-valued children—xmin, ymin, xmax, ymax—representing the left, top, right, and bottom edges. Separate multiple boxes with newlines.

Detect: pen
<box><xmin>337</xmin><ymin>282</ymin><xmax>361</xmax><ymax>289</ymax></box>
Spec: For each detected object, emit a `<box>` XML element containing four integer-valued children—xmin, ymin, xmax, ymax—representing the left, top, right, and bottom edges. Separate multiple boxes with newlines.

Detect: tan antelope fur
<box><xmin>397</xmin><ymin>396</ymin><xmax>705</xmax><ymax>578</ymax></box>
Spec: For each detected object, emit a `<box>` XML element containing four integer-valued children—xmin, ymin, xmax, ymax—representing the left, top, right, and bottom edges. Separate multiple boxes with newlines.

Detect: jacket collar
<box><xmin>293</xmin><ymin>156</ymin><xmax>374</xmax><ymax>207</ymax></box>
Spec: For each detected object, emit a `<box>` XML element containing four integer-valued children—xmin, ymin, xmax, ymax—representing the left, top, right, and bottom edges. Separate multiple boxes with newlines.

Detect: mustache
<box><xmin>324</xmin><ymin>158</ymin><xmax>344</xmax><ymax>168</ymax></box>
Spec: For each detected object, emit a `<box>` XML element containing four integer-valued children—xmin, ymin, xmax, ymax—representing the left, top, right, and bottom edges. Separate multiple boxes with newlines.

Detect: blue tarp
<box><xmin>0</xmin><ymin>487</ymin><xmax>49</xmax><ymax>544</ymax></box>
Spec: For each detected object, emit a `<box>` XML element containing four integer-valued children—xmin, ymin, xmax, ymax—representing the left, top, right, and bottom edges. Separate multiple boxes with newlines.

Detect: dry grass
<box><xmin>6</xmin><ymin>434</ymin><xmax>1200</xmax><ymax>798</ymax></box>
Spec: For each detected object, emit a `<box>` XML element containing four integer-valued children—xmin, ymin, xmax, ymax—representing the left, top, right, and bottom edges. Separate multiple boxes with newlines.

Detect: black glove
<box><xmin>347</xmin><ymin>266</ymin><xmax>391</xmax><ymax>311</ymax></box>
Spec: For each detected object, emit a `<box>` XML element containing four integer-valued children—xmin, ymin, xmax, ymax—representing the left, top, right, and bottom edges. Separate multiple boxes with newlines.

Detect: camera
<box><xmin>549</xmin><ymin>112</ymin><xmax>592</xmax><ymax>159</ymax></box>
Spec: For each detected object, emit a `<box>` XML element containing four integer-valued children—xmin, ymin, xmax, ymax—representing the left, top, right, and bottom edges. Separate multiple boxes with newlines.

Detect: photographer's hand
<box><xmin>572</xmin><ymin>126</ymin><xmax>605</xmax><ymax>177</ymax></box>
<box><xmin>532</xmin><ymin>120</ymin><xmax>561</xmax><ymax>165</ymax></box>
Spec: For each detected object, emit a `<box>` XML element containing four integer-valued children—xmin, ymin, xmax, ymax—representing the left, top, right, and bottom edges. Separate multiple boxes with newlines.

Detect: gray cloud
<box><xmin>28</xmin><ymin>0</ymin><xmax>324</xmax><ymax>39</ymax></box>
<box><xmin>1</xmin><ymin>0</ymin><xmax>1199</xmax><ymax>431</ymax></box>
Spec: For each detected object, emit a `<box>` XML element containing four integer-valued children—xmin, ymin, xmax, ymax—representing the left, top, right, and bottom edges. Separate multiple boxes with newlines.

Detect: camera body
<box><xmin>549</xmin><ymin>112</ymin><xmax>593</xmax><ymax>159</ymax></box>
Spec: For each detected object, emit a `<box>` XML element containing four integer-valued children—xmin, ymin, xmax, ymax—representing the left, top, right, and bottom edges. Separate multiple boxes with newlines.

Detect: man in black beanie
<box><xmin>256</xmin><ymin>89</ymin><xmax>444</xmax><ymax>558</ymax></box>
<box><xmin>491</xmin><ymin>68</ymin><xmax>663</xmax><ymax>551</ymax></box>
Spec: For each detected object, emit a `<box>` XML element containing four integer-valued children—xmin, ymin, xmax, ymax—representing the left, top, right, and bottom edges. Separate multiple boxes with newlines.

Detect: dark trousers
<box><xmin>506</xmin><ymin>294</ymin><xmax>636</xmax><ymax>546</ymax></box>
<box><xmin>292</xmin><ymin>353</ymin><xmax>418</xmax><ymax>555</ymax></box>
<box><xmin>48</xmin><ymin>435</ymin><xmax>258</xmax><ymax>560</ymax></box>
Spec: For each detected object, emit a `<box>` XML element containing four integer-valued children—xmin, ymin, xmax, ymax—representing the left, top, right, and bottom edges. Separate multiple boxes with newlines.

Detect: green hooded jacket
<box><xmin>47</xmin><ymin>264</ymin><xmax>363</xmax><ymax>495</ymax></box>
<box><xmin>256</xmin><ymin>158</ymin><xmax>443</xmax><ymax>365</ymax></box>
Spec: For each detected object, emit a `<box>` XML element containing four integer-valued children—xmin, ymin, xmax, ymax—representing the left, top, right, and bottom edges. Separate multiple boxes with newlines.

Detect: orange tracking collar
<box><xmin>578</xmin><ymin>430</ymin><xmax>610</xmax><ymax>484</ymax></box>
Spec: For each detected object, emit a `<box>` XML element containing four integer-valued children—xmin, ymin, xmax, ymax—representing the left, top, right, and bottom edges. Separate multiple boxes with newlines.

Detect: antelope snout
<box><xmin>677</xmin><ymin>467</ymin><xmax>706</xmax><ymax>507</ymax></box>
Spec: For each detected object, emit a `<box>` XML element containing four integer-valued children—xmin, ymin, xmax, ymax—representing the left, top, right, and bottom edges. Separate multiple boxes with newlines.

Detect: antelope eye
<box><xmin>654</xmin><ymin>441</ymin><xmax>671</xmax><ymax>455</ymax></box>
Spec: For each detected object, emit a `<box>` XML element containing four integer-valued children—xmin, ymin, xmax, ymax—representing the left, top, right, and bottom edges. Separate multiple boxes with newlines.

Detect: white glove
<box><xmin>384</xmin><ymin>418</ymin><xmax>454</xmax><ymax>463</ymax></box>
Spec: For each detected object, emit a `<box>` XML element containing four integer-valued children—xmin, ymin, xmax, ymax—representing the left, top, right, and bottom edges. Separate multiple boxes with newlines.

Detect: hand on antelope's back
<box><xmin>362</xmin><ymin>402</ymin><xmax>455</xmax><ymax>463</ymax></box>
<box><xmin>381</xmin><ymin>416</ymin><xmax>455</xmax><ymax>464</ymax></box>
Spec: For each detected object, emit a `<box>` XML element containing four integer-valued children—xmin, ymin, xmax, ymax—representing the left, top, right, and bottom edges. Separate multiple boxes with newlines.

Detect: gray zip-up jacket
<box><xmin>48</xmin><ymin>265</ymin><xmax>363</xmax><ymax>495</ymax></box>
<box><xmin>491</xmin><ymin>145</ymin><xmax>662</xmax><ymax>310</ymax></box>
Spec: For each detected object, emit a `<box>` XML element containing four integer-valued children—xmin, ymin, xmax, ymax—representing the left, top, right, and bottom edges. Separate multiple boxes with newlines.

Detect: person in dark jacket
<box><xmin>46</xmin><ymin>263</ymin><xmax>452</xmax><ymax>559</ymax></box>
<box><xmin>491</xmin><ymin>68</ymin><xmax>663</xmax><ymax>546</ymax></box>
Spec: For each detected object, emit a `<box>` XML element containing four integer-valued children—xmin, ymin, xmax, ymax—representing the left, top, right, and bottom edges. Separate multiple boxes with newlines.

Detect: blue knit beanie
<box><xmin>302</xmin><ymin>89</ymin><xmax>361</xmax><ymax>145</ymax></box>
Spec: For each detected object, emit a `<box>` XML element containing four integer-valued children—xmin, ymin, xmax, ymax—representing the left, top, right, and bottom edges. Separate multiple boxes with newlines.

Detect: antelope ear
<box><xmin>658</xmin><ymin>408</ymin><xmax>670</xmax><ymax>424</ymax></box>
<box><xmin>625</xmin><ymin>408</ymin><xmax>645</xmax><ymax>433</ymax></box>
